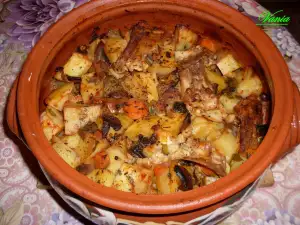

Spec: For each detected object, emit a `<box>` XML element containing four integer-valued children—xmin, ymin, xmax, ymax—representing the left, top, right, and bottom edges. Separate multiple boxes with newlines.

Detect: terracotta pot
<box><xmin>6</xmin><ymin>0</ymin><xmax>300</xmax><ymax>222</ymax></box>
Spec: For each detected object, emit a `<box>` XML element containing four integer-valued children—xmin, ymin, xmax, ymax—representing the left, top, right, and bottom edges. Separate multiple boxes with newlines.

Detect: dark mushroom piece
<box><xmin>102</xmin><ymin>114</ymin><xmax>122</xmax><ymax>131</ymax></box>
<box><xmin>76</xmin><ymin>45</ymin><xmax>88</xmax><ymax>55</ymax></box>
<box><xmin>81</xmin><ymin>122</ymin><xmax>99</xmax><ymax>133</ymax></box>
<box><xmin>129</xmin><ymin>145</ymin><xmax>146</xmax><ymax>158</ymax></box>
<box><xmin>76</xmin><ymin>163</ymin><xmax>95</xmax><ymax>175</ymax></box>
<box><xmin>180</xmin><ymin>112</ymin><xmax>192</xmax><ymax>133</ymax></box>
<box><xmin>173</xmin><ymin>102</ymin><xmax>188</xmax><ymax>114</ymax></box>
<box><xmin>128</xmin><ymin>134</ymin><xmax>157</xmax><ymax>158</ymax></box>
<box><xmin>108</xmin><ymin>90</ymin><xmax>131</xmax><ymax>99</ymax></box>
<box><xmin>101</xmin><ymin>121</ymin><xmax>110</xmax><ymax>138</ymax></box>
<box><xmin>174</xmin><ymin>165</ymin><xmax>193</xmax><ymax>191</ymax></box>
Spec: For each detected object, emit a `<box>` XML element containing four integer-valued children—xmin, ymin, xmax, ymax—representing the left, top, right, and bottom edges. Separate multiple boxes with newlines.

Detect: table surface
<box><xmin>1</xmin><ymin>0</ymin><xmax>300</xmax><ymax>224</ymax></box>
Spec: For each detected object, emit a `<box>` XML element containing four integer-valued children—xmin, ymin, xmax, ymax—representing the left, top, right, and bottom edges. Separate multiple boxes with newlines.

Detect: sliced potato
<box><xmin>154</xmin><ymin>164</ymin><xmax>171</xmax><ymax>194</ymax></box>
<box><xmin>213</xmin><ymin>130</ymin><xmax>239</xmax><ymax>162</ymax></box>
<box><xmin>174</xmin><ymin>45</ymin><xmax>202</xmax><ymax>62</ymax></box>
<box><xmin>87</xmin><ymin>169</ymin><xmax>115</xmax><ymax>187</ymax></box>
<box><xmin>89</xmin><ymin>139</ymin><xmax>110</xmax><ymax>158</ymax></box>
<box><xmin>52</xmin><ymin>141</ymin><xmax>80</xmax><ymax>168</ymax></box>
<box><xmin>219</xmin><ymin>95</ymin><xmax>240</xmax><ymax>113</ymax></box>
<box><xmin>61</xmin><ymin>133</ymin><xmax>82</xmax><ymax>149</ymax></box>
<box><xmin>122</xmin><ymin>72</ymin><xmax>159</xmax><ymax>102</ymax></box>
<box><xmin>159</xmin><ymin>38</ymin><xmax>177</xmax><ymax>69</ymax></box>
<box><xmin>147</xmin><ymin>64</ymin><xmax>176</xmax><ymax>76</ymax></box>
<box><xmin>202</xmin><ymin>109</ymin><xmax>224</xmax><ymax>123</ymax></box>
<box><xmin>61</xmin><ymin>133</ymin><xmax>95</xmax><ymax>162</ymax></box>
<box><xmin>205</xmin><ymin>69</ymin><xmax>227</xmax><ymax>93</ymax></box>
<box><xmin>175</xmin><ymin>25</ymin><xmax>198</xmax><ymax>51</ymax></box>
<box><xmin>107</xmin><ymin>114</ymin><xmax>134</xmax><ymax>139</ymax></box>
<box><xmin>191</xmin><ymin>116</ymin><xmax>224</xmax><ymax>141</ymax></box>
<box><xmin>159</xmin><ymin>114</ymin><xmax>186</xmax><ymax>136</ymax></box>
<box><xmin>64</xmin><ymin>105</ymin><xmax>101</xmax><ymax>135</ymax></box>
<box><xmin>63</xmin><ymin>52</ymin><xmax>92</xmax><ymax>77</ymax></box>
<box><xmin>106</xmin><ymin>144</ymin><xmax>127</xmax><ymax>174</ymax></box>
<box><xmin>41</xmin><ymin>107</ymin><xmax>64</xmax><ymax>141</ymax></box>
<box><xmin>124</xmin><ymin>116</ymin><xmax>160</xmax><ymax>141</ymax></box>
<box><xmin>113</xmin><ymin>163</ymin><xmax>153</xmax><ymax>194</ymax></box>
<box><xmin>87</xmin><ymin>38</ymin><xmax>101</xmax><ymax>61</ymax></box>
<box><xmin>80</xmin><ymin>72</ymin><xmax>104</xmax><ymax>104</ymax></box>
<box><xmin>45</xmin><ymin>83</ymin><xmax>74</xmax><ymax>111</ymax></box>
<box><xmin>103</xmin><ymin>37</ymin><xmax>127</xmax><ymax>63</ymax></box>
<box><xmin>168</xmin><ymin>161</ymin><xmax>181</xmax><ymax>193</ymax></box>
<box><xmin>217</xmin><ymin>54</ymin><xmax>241</xmax><ymax>76</ymax></box>
<box><xmin>236</xmin><ymin>75</ymin><xmax>263</xmax><ymax>98</ymax></box>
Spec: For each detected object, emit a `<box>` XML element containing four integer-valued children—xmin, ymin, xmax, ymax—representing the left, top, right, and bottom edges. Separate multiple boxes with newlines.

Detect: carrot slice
<box><xmin>200</xmin><ymin>38</ymin><xmax>220</xmax><ymax>53</ymax></box>
<box><xmin>94</xmin><ymin>151</ymin><xmax>110</xmax><ymax>169</ymax></box>
<box><xmin>124</xmin><ymin>98</ymin><xmax>149</xmax><ymax>120</ymax></box>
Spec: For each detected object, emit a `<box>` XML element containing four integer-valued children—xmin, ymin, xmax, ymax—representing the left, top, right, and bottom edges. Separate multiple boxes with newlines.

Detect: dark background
<box><xmin>257</xmin><ymin>0</ymin><xmax>300</xmax><ymax>43</ymax></box>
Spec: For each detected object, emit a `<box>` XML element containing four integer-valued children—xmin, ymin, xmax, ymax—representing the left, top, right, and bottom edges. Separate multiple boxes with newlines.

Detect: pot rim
<box><xmin>16</xmin><ymin>0</ymin><xmax>293</xmax><ymax>214</ymax></box>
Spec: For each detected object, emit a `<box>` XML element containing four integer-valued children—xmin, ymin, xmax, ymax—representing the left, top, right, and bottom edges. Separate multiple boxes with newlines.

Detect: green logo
<box><xmin>257</xmin><ymin>10</ymin><xmax>290</xmax><ymax>26</ymax></box>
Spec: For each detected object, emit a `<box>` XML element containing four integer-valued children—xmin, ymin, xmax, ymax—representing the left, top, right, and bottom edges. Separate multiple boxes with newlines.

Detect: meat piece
<box><xmin>94</xmin><ymin>61</ymin><xmax>109</xmax><ymax>79</ymax></box>
<box><xmin>107</xmin><ymin>90</ymin><xmax>131</xmax><ymax>99</ymax></box>
<box><xmin>102</xmin><ymin>114</ymin><xmax>122</xmax><ymax>131</ymax></box>
<box><xmin>114</xmin><ymin>22</ymin><xmax>146</xmax><ymax>71</ymax></box>
<box><xmin>178</xmin><ymin>49</ymin><xmax>217</xmax><ymax>105</ymax></box>
<box><xmin>234</xmin><ymin>95</ymin><xmax>263</xmax><ymax>152</ymax></box>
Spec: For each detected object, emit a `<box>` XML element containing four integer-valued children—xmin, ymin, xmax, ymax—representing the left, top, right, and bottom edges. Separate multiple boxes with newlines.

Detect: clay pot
<box><xmin>6</xmin><ymin>0</ymin><xmax>300</xmax><ymax>222</ymax></box>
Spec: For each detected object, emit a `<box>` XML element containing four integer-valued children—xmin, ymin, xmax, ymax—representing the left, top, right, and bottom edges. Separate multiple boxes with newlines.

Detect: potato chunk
<box><xmin>205</xmin><ymin>69</ymin><xmax>227</xmax><ymax>93</ymax></box>
<box><xmin>64</xmin><ymin>105</ymin><xmax>101</xmax><ymax>135</ymax></box>
<box><xmin>124</xmin><ymin>116</ymin><xmax>160</xmax><ymax>141</ymax></box>
<box><xmin>41</xmin><ymin>106</ymin><xmax>64</xmax><ymax>141</ymax></box>
<box><xmin>236</xmin><ymin>75</ymin><xmax>263</xmax><ymax>98</ymax></box>
<box><xmin>87</xmin><ymin>169</ymin><xmax>115</xmax><ymax>187</ymax></box>
<box><xmin>63</xmin><ymin>53</ymin><xmax>92</xmax><ymax>77</ymax></box>
<box><xmin>217</xmin><ymin>54</ymin><xmax>241</xmax><ymax>76</ymax></box>
<box><xmin>106</xmin><ymin>144</ymin><xmax>127</xmax><ymax>174</ymax></box>
<box><xmin>52</xmin><ymin>140</ymin><xmax>80</xmax><ymax>168</ymax></box>
<box><xmin>191</xmin><ymin>116</ymin><xmax>224</xmax><ymax>141</ymax></box>
<box><xmin>175</xmin><ymin>25</ymin><xmax>198</xmax><ymax>51</ymax></box>
<box><xmin>87</xmin><ymin>38</ymin><xmax>101</xmax><ymax>61</ymax></box>
<box><xmin>80</xmin><ymin>73</ymin><xmax>104</xmax><ymax>104</ymax></box>
<box><xmin>122</xmin><ymin>72</ymin><xmax>159</xmax><ymax>102</ymax></box>
<box><xmin>219</xmin><ymin>95</ymin><xmax>240</xmax><ymax>113</ymax></box>
<box><xmin>113</xmin><ymin>163</ymin><xmax>153</xmax><ymax>194</ymax></box>
<box><xmin>45</xmin><ymin>83</ymin><xmax>74</xmax><ymax>111</ymax></box>
<box><xmin>103</xmin><ymin>37</ymin><xmax>127</xmax><ymax>63</ymax></box>
<box><xmin>159</xmin><ymin>114</ymin><xmax>186</xmax><ymax>136</ymax></box>
<box><xmin>213</xmin><ymin>130</ymin><xmax>239</xmax><ymax>162</ymax></box>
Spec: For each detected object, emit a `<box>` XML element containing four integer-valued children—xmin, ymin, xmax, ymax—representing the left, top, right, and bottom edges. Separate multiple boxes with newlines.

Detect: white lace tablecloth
<box><xmin>1</xmin><ymin>0</ymin><xmax>300</xmax><ymax>224</ymax></box>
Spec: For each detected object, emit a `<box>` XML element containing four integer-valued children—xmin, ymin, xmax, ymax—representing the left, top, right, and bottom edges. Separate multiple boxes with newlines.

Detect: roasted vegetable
<box><xmin>122</xmin><ymin>72</ymin><xmax>159</xmax><ymax>102</ymax></box>
<box><xmin>213</xmin><ymin>130</ymin><xmax>239</xmax><ymax>162</ymax></box>
<box><xmin>80</xmin><ymin>72</ymin><xmax>103</xmax><ymax>104</ymax></box>
<box><xmin>123</xmin><ymin>99</ymin><xmax>149</xmax><ymax>120</ymax></box>
<box><xmin>42</xmin><ymin>22</ymin><xmax>271</xmax><ymax>195</ymax></box>
<box><xmin>205</xmin><ymin>69</ymin><xmax>227</xmax><ymax>93</ymax></box>
<box><xmin>41</xmin><ymin>106</ymin><xmax>64</xmax><ymax>140</ymax></box>
<box><xmin>63</xmin><ymin>52</ymin><xmax>92</xmax><ymax>77</ymax></box>
<box><xmin>103</xmin><ymin>33</ymin><xmax>128</xmax><ymax>63</ymax></box>
<box><xmin>217</xmin><ymin>54</ymin><xmax>241</xmax><ymax>76</ymax></box>
<box><xmin>125</xmin><ymin>116</ymin><xmax>160</xmax><ymax>141</ymax></box>
<box><xmin>113</xmin><ymin>163</ymin><xmax>153</xmax><ymax>194</ymax></box>
<box><xmin>64</xmin><ymin>105</ymin><xmax>101</xmax><ymax>135</ymax></box>
<box><xmin>52</xmin><ymin>138</ymin><xmax>81</xmax><ymax>168</ymax></box>
<box><xmin>45</xmin><ymin>82</ymin><xmax>74</xmax><ymax>111</ymax></box>
<box><xmin>175</xmin><ymin>25</ymin><xmax>198</xmax><ymax>51</ymax></box>
<box><xmin>191</xmin><ymin>116</ymin><xmax>224</xmax><ymax>141</ymax></box>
